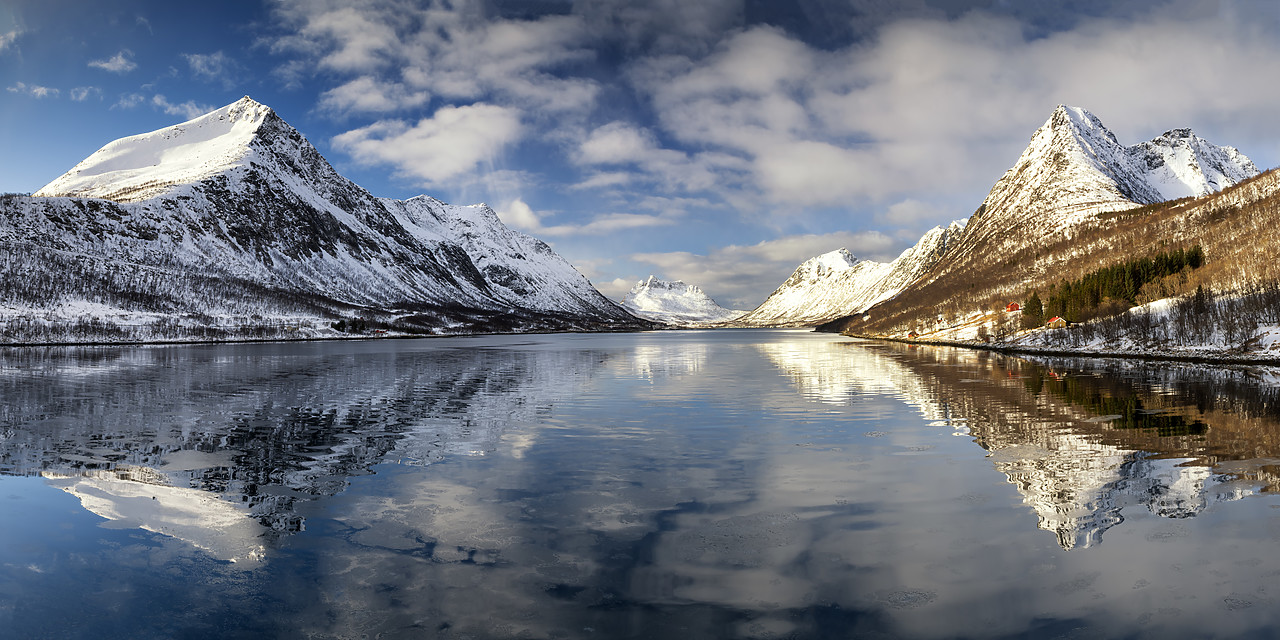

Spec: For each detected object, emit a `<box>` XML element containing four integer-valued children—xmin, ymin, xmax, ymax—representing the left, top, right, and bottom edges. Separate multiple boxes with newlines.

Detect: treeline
<box><xmin>1036</xmin><ymin>279</ymin><xmax>1280</xmax><ymax>349</ymax></box>
<box><xmin>1023</xmin><ymin>245</ymin><xmax>1203</xmax><ymax>327</ymax></box>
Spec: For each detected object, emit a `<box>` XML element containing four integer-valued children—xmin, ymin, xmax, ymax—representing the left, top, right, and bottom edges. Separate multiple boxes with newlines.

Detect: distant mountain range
<box><xmin>620</xmin><ymin>276</ymin><xmax>745</xmax><ymax>325</ymax></box>
<box><xmin>0</xmin><ymin>97</ymin><xmax>647</xmax><ymax>342</ymax></box>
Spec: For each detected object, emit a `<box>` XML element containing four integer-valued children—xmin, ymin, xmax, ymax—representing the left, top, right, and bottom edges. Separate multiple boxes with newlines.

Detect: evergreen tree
<box><xmin>1022</xmin><ymin>291</ymin><xmax>1044</xmax><ymax>328</ymax></box>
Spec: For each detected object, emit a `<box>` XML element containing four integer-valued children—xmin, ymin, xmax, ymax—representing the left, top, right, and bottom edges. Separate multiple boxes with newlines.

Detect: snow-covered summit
<box><xmin>733</xmin><ymin>220</ymin><xmax>967</xmax><ymax>328</ymax></box>
<box><xmin>621</xmin><ymin>276</ymin><xmax>745</xmax><ymax>326</ymax></box>
<box><xmin>36</xmin><ymin>97</ymin><xmax>274</xmax><ymax>202</ymax></box>
<box><xmin>7</xmin><ymin>98</ymin><xmax>644</xmax><ymax>339</ymax></box>
<box><xmin>942</xmin><ymin>104</ymin><xmax>1259</xmax><ymax>272</ymax></box>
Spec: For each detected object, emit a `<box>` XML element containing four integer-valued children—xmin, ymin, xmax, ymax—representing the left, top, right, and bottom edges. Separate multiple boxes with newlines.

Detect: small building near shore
<box><xmin>1046</xmin><ymin>316</ymin><xmax>1067</xmax><ymax>329</ymax></box>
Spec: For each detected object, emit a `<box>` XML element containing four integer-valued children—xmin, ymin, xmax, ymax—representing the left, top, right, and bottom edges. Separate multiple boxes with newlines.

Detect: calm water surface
<box><xmin>4</xmin><ymin>329</ymin><xmax>1280</xmax><ymax>638</ymax></box>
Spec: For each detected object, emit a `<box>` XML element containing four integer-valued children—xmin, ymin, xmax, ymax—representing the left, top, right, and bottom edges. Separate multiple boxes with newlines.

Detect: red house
<box><xmin>1006</xmin><ymin>302</ymin><xmax>1021</xmax><ymax>312</ymax></box>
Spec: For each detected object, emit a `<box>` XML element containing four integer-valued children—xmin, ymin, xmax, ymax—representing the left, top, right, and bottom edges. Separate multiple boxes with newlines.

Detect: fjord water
<box><xmin>4</xmin><ymin>331</ymin><xmax>1280</xmax><ymax>638</ymax></box>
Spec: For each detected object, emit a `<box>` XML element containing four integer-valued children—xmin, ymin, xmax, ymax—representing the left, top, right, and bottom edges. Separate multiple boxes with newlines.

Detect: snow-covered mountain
<box><xmin>3</xmin><ymin>97</ymin><xmax>644</xmax><ymax>341</ymax></box>
<box><xmin>732</xmin><ymin>220</ymin><xmax>966</xmax><ymax>327</ymax></box>
<box><xmin>942</xmin><ymin>105</ymin><xmax>1258</xmax><ymax>268</ymax></box>
<box><xmin>620</xmin><ymin>276</ymin><xmax>746</xmax><ymax>325</ymax></box>
<box><xmin>816</xmin><ymin>105</ymin><xmax>1262</xmax><ymax>338</ymax></box>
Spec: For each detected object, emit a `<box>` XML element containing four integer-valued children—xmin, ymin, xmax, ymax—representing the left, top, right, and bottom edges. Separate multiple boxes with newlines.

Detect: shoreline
<box><xmin>0</xmin><ymin>325</ymin><xmax>652</xmax><ymax>350</ymax></box>
<box><xmin>840</xmin><ymin>332</ymin><xmax>1280</xmax><ymax>366</ymax></box>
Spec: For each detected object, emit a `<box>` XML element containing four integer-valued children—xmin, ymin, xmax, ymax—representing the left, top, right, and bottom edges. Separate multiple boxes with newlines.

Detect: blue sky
<box><xmin>5</xmin><ymin>0</ymin><xmax>1280</xmax><ymax>308</ymax></box>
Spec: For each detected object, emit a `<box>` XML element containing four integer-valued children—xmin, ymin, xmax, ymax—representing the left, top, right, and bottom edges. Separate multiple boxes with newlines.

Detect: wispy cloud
<box><xmin>497</xmin><ymin>198</ymin><xmax>678</xmax><ymax>237</ymax></box>
<box><xmin>6</xmin><ymin>82</ymin><xmax>58</xmax><ymax>98</ymax></box>
<box><xmin>88</xmin><ymin>50</ymin><xmax>137</xmax><ymax>74</ymax></box>
<box><xmin>113</xmin><ymin>93</ymin><xmax>146</xmax><ymax>110</ymax></box>
<box><xmin>183</xmin><ymin>51</ymin><xmax>234</xmax><ymax>87</ymax></box>
<box><xmin>0</xmin><ymin>28</ymin><xmax>21</xmax><ymax>53</ymax></box>
<box><xmin>272</xmin><ymin>1</ymin><xmax>598</xmax><ymax>107</ymax></box>
<box><xmin>333</xmin><ymin>104</ymin><xmax>523</xmax><ymax>187</ymax></box>
<box><xmin>151</xmin><ymin>95</ymin><xmax>214</xmax><ymax>119</ymax></box>
<box><xmin>69</xmin><ymin>86</ymin><xmax>101</xmax><ymax>102</ymax></box>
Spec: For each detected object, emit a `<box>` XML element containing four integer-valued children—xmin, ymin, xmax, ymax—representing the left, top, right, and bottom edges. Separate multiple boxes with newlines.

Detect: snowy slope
<box><xmin>945</xmin><ymin>105</ymin><xmax>1258</xmax><ymax>269</ymax></box>
<box><xmin>5</xmin><ymin>97</ymin><xmax>643</xmax><ymax>340</ymax></box>
<box><xmin>620</xmin><ymin>276</ymin><xmax>746</xmax><ymax>325</ymax></box>
<box><xmin>818</xmin><ymin>105</ymin><xmax>1264</xmax><ymax>342</ymax></box>
<box><xmin>733</xmin><ymin>220</ymin><xmax>966</xmax><ymax>327</ymax></box>
<box><xmin>35</xmin><ymin>99</ymin><xmax>273</xmax><ymax>203</ymax></box>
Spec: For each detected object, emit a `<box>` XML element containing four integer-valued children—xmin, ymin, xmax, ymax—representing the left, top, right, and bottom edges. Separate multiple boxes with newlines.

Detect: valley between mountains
<box><xmin>5</xmin><ymin>97</ymin><xmax>1280</xmax><ymax>359</ymax></box>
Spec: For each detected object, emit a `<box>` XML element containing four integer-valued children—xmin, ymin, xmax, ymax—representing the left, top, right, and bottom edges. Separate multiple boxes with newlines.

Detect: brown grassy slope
<box><xmin>822</xmin><ymin>168</ymin><xmax>1280</xmax><ymax>336</ymax></box>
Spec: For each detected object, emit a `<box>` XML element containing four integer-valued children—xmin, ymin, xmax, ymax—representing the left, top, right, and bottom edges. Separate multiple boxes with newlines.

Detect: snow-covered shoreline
<box><xmin>845</xmin><ymin>332</ymin><xmax>1280</xmax><ymax>366</ymax></box>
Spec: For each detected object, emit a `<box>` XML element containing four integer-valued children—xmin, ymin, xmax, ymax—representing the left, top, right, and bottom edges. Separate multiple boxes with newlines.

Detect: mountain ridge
<box><xmin>3</xmin><ymin>97</ymin><xmax>647</xmax><ymax>342</ymax></box>
<box><xmin>621</xmin><ymin>276</ymin><xmax>746</xmax><ymax>325</ymax></box>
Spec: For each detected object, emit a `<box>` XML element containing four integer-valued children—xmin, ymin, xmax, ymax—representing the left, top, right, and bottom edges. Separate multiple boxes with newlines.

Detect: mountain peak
<box><xmin>1047</xmin><ymin>104</ymin><xmax>1119</xmax><ymax>146</ymax></box>
<box><xmin>35</xmin><ymin>98</ymin><xmax>280</xmax><ymax>202</ymax></box>
<box><xmin>621</xmin><ymin>276</ymin><xmax>743</xmax><ymax>325</ymax></box>
<box><xmin>805</xmin><ymin>248</ymin><xmax>858</xmax><ymax>272</ymax></box>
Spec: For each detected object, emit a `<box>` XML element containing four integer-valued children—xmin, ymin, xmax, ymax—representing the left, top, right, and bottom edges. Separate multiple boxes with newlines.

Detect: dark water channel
<box><xmin>3</xmin><ymin>329</ymin><xmax>1280</xmax><ymax>638</ymax></box>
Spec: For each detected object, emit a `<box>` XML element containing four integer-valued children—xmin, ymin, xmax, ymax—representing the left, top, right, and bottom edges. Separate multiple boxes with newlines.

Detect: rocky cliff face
<box><xmin>4</xmin><ymin>97</ymin><xmax>643</xmax><ymax>341</ymax></box>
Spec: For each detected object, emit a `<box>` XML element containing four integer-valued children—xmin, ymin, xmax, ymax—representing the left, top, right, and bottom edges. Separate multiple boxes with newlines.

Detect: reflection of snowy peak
<box><xmin>734</xmin><ymin>221</ymin><xmax>966</xmax><ymax>327</ymax></box>
<box><xmin>9</xmin><ymin>97</ymin><xmax>640</xmax><ymax>338</ymax></box>
<box><xmin>621</xmin><ymin>276</ymin><xmax>745</xmax><ymax>325</ymax></box>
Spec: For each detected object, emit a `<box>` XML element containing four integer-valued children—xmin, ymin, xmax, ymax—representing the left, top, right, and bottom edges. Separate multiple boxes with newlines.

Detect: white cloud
<box><xmin>594</xmin><ymin>276</ymin><xmax>641</xmax><ymax>302</ymax></box>
<box><xmin>496</xmin><ymin>198</ymin><xmax>677</xmax><ymax>237</ymax></box>
<box><xmin>113</xmin><ymin>93</ymin><xmax>146</xmax><ymax>110</ymax></box>
<box><xmin>184</xmin><ymin>51</ymin><xmax>234</xmax><ymax>86</ymax></box>
<box><xmin>319</xmin><ymin>76</ymin><xmax>429</xmax><ymax>114</ymax></box>
<box><xmin>571</xmin><ymin>172</ymin><xmax>633</xmax><ymax>191</ymax></box>
<box><xmin>6</xmin><ymin>82</ymin><xmax>58</xmax><ymax>98</ymax></box>
<box><xmin>88</xmin><ymin>50</ymin><xmax>137</xmax><ymax>74</ymax></box>
<box><xmin>575</xmin><ymin>121</ymin><xmax>723</xmax><ymax>193</ymax></box>
<box><xmin>495</xmin><ymin>198</ymin><xmax>543</xmax><ymax>231</ymax></box>
<box><xmin>332</xmin><ymin>103</ymin><xmax>523</xmax><ymax>187</ymax></box>
<box><xmin>626</xmin><ymin>9</ymin><xmax>1280</xmax><ymax>210</ymax></box>
<box><xmin>631</xmin><ymin>230</ymin><xmax>898</xmax><ymax>309</ymax></box>
<box><xmin>271</xmin><ymin>0</ymin><xmax>598</xmax><ymax>114</ymax></box>
<box><xmin>152</xmin><ymin>95</ymin><xmax>215</xmax><ymax>119</ymax></box>
<box><xmin>69</xmin><ymin>86</ymin><xmax>101</xmax><ymax>102</ymax></box>
<box><xmin>0</xmin><ymin>28</ymin><xmax>21</xmax><ymax>52</ymax></box>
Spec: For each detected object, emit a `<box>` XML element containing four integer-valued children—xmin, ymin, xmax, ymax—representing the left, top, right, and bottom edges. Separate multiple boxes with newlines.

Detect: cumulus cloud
<box><xmin>575</xmin><ymin>121</ymin><xmax>724</xmax><ymax>192</ymax></box>
<box><xmin>631</xmin><ymin>231</ymin><xmax>898</xmax><ymax>309</ymax></box>
<box><xmin>497</xmin><ymin>198</ymin><xmax>676</xmax><ymax>237</ymax></box>
<box><xmin>319</xmin><ymin>76</ymin><xmax>429</xmax><ymax>114</ymax></box>
<box><xmin>627</xmin><ymin>8</ymin><xmax>1280</xmax><ymax>210</ymax></box>
<box><xmin>88</xmin><ymin>50</ymin><xmax>137</xmax><ymax>73</ymax></box>
<box><xmin>6</xmin><ymin>82</ymin><xmax>57</xmax><ymax>98</ymax></box>
<box><xmin>333</xmin><ymin>104</ymin><xmax>523</xmax><ymax>187</ymax></box>
<box><xmin>271</xmin><ymin>0</ymin><xmax>598</xmax><ymax>114</ymax></box>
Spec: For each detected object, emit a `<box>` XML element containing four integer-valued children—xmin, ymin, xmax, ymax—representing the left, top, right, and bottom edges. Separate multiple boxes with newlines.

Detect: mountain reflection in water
<box><xmin>5</xmin><ymin>332</ymin><xmax>1280</xmax><ymax>638</ymax></box>
<box><xmin>761</xmin><ymin>339</ymin><xmax>1280</xmax><ymax>549</ymax></box>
